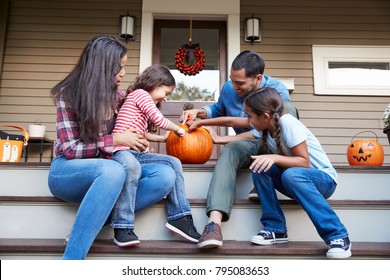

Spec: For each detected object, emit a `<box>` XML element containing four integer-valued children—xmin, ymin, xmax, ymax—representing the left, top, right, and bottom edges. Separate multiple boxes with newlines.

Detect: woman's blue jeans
<box><xmin>48</xmin><ymin>156</ymin><xmax>125</xmax><ymax>260</ymax></box>
<box><xmin>112</xmin><ymin>150</ymin><xmax>192</xmax><ymax>227</ymax></box>
<box><xmin>252</xmin><ymin>165</ymin><xmax>349</xmax><ymax>244</ymax></box>
<box><xmin>48</xmin><ymin>152</ymin><xmax>191</xmax><ymax>260</ymax></box>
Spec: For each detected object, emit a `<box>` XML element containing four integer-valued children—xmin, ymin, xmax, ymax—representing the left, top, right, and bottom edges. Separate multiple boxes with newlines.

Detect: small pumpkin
<box><xmin>166</xmin><ymin>124</ymin><xmax>212</xmax><ymax>164</ymax></box>
<box><xmin>347</xmin><ymin>131</ymin><xmax>384</xmax><ymax>166</ymax></box>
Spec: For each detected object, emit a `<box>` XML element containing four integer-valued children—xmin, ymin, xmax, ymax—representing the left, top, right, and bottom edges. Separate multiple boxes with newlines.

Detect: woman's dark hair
<box><xmin>231</xmin><ymin>50</ymin><xmax>265</xmax><ymax>78</ymax></box>
<box><xmin>244</xmin><ymin>87</ymin><xmax>286</xmax><ymax>155</ymax></box>
<box><xmin>127</xmin><ymin>64</ymin><xmax>176</xmax><ymax>133</ymax></box>
<box><xmin>51</xmin><ymin>35</ymin><xmax>128</xmax><ymax>141</ymax></box>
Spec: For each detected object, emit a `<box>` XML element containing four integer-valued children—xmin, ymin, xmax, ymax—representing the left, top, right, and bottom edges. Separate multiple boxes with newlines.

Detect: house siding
<box><xmin>241</xmin><ymin>0</ymin><xmax>390</xmax><ymax>165</ymax></box>
<box><xmin>0</xmin><ymin>0</ymin><xmax>389</xmax><ymax>165</ymax></box>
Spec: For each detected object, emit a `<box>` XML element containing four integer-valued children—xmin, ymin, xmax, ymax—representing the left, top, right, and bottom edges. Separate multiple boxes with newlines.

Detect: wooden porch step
<box><xmin>1</xmin><ymin>238</ymin><xmax>389</xmax><ymax>259</ymax></box>
<box><xmin>1</xmin><ymin>196</ymin><xmax>390</xmax><ymax>208</ymax></box>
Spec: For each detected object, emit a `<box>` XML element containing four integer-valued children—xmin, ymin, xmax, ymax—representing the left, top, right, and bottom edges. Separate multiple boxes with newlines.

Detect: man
<box><xmin>181</xmin><ymin>50</ymin><xmax>299</xmax><ymax>248</ymax></box>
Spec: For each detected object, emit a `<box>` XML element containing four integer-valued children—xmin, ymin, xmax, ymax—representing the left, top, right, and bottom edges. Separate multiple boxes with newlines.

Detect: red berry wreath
<box><xmin>175</xmin><ymin>43</ymin><xmax>205</xmax><ymax>76</ymax></box>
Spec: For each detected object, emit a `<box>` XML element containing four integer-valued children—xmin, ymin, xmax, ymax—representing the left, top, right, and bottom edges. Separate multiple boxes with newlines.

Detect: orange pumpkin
<box><xmin>166</xmin><ymin>124</ymin><xmax>212</xmax><ymax>164</ymax></box>
<box><xmin>347</xmin><ymin>132</ymin><xmax>384</xmax><ymax>166</ymax></box>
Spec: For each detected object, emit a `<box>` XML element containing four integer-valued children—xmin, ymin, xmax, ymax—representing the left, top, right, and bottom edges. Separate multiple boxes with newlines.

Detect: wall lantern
<box><xmin>245</xmin><ymin>16</ymin><xmax>261</xmax><ymax>43</ymax></box>
<box><xmin>119</xmin><ymin>14</ymin><xmax>135</xmax><ymax>40</ymax></box>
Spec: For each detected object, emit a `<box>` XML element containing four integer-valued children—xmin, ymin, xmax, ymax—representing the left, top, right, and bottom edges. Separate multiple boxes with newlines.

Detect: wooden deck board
<box><xmin>1</xmin><ymin>239</ymin><xmax>389</xmax><ymax>258</ymax></box>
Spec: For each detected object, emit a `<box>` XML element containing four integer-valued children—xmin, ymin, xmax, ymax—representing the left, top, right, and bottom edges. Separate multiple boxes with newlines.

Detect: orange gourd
<box><xmin>166</xmin><ymin>124</ymin><xmax>212</xmax><ymax>164</ymax></box>
<box><xmin>347</xmin><ymin>131</ymin><xmax>384</xmax><ymax>166</ymax></box>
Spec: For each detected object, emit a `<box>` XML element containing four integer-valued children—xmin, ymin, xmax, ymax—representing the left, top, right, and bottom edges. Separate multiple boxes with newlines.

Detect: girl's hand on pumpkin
<box><xmin>249</xmin><ymin>154</ymin><xmax>276</xmax><ymax>173</ymax></box>
<box><xmin>174</xmin><ymin>127</ymin><xmax>186</xmax><ymax>137</ymax></box>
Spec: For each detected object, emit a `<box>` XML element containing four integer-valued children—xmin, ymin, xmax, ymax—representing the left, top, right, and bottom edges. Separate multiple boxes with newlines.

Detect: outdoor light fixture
<box><xmin>245</xmin><ymin>16</ymin><xmax>261</xmax><ymax>43</ymax></box>
<box><xmin>119</xmin><ymin>14</ymin><xmax>135</xmax><ymax>40</ymax></box>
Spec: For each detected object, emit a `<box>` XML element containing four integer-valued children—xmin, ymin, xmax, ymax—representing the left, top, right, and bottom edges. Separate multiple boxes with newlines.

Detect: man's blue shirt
<box><xmin>203</xmin><ymin>75</ymin><xmax>290</xmax><ymax>135</ymax></box>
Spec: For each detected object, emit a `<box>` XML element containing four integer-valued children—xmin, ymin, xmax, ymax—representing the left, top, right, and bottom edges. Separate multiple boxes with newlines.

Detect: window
<box><xmin>312</xmin><ymin>45</ymin><xmax>390</xmax><ymax>96</ymax></box>
<box><xmin>153</xmin><ymin>20</ymin><xmax>227</xmax><ymax>101</ymax></box>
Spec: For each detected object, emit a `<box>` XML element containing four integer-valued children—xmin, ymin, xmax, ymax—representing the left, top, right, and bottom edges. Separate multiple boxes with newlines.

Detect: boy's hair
<box><xmin>245</xmin><ymin>87</ymin><xmax>286</xmax><ymax>155</ymax></box>
<box><xmin>128</xmin><ymin>64</ymin><xmax>176</xmax><ymax>93</ymax></box>
<box><xmin>231</xmin><ymin>50</ymin><xmax>265</xmax><ymax>77</ymax></box>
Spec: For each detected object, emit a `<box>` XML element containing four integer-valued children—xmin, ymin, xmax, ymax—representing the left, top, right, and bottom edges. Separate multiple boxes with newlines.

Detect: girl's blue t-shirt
<box><xmin>252</xmin><ymin>114</ymin><xmax>338</xmax><ymax>183</ymax></box>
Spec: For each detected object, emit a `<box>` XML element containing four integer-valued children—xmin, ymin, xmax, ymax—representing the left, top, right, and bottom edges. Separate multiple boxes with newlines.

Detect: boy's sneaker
<box><xmin>114</xmin><ymin>228</ymin><xmax>140</xmax><ymax>247</ymax></box>
<box><xmin>326</xmin><ymin>237</ymin><xmax>352</xmax><ymax>259</ymax></box>
<box><xmin>248</xmin><ymin>187</ymin><xmax>259</xmax><ymax>200</ymax></box>
<box><xmin>250</xmin><ymin>230</ymin><xmax>288</xmax><ymax>245</ymax></box>
<box><xmin>165</xmin><ymin>215</ymin><xmax>201</xmax><ymax>243</ymax></box>
<box><xmin>197</xmin><ymin>222</ymin><xmax>223</xmax><ymax>249</ymax></box>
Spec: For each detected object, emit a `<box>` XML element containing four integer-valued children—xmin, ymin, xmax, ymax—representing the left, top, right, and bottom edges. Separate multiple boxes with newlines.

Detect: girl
<box><xmin>244</xmin><ymin>87</ymin><xmax>351</xmax><ymax>259</ymax></box>
<box><xmin>110</xmin><ymin>64</ymin><xmax>200</xmax><ymax>247</ymax></box>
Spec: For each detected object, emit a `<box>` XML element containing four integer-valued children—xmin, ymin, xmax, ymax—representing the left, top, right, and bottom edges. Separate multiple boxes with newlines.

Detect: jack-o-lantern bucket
<box><xmin>347</xmin><ymin>131</ymin><xmax>384</xmax><ymax>166</ymax></box>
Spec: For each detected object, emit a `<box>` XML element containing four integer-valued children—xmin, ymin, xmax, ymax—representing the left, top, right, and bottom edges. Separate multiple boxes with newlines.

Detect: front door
<box><xmin>150</xmin><ymin>19</ymin><xmax>228</xmax><ymax>164</ymax></box>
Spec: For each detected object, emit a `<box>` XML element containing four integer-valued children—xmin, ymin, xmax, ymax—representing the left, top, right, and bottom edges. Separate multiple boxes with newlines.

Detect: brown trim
<box><xmin>1</xmin><ymin>196</ymin><xmax>389</xmax><ymax>208</ymax></box>
<box><xmin>1</xmin><ymin>238</ymin><xmax>389</xmax><ymax>257</ymax></box>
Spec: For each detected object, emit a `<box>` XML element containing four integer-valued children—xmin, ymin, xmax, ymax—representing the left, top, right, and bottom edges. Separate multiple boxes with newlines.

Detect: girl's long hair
<box><xmin>244</xmin><ymin>87</ymin><xmax>286</xmax><ymax>155</ymax></box>
<box><xmin>127</xmin><ymin>64</ymin><xmax>176</xmax><ymax>133</ymax></box>
<box><xmin>127</xmin><ymin>64</ymin><xmax>175</xmax><ymax>92</ymax></box>
<box><xmin>51</xmin><ymin>35</ymin><xmax>128</xmax><ymax>141</ymax></box>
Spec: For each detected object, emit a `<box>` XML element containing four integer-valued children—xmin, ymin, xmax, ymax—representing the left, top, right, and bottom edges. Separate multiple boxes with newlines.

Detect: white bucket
<box><xmin>28</xmin><ymin>124</ymin><xmax>46</xmax><ymax>138</ymax></box>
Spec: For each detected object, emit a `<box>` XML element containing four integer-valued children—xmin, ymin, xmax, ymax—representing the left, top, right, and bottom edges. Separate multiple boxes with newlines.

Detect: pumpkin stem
<box><xmin>183</xmin><ymin>103</ymin><xmax>194</xmax><ymax>110</ymax></box>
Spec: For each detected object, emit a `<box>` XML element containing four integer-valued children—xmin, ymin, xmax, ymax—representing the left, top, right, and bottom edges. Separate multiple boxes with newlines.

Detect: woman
<box><xmin>48</xmin><ymin>35</ymin><xmax>198</xmax><ymax>259</ymax></box>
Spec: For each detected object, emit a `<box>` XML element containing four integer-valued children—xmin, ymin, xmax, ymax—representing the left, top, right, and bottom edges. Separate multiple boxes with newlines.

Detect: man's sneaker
<box><xmin>250</xmin><ymin>230</ymin><xmax>288</xmax><ymax>245</ymax></box>
<box><xmin>326</xmin><ymin>237</ymin><xmax>352</xmax><ymax>259</ymax></box>
<box><xmin>165</xmin><ymin>215</ymin><xmax>201</xmax><ymax>243</ymax></box>
<box><xmin>113</xmin><ymin>228</ymin><xmax>140</xmax><ymax>247</ymax></box>
<box><xmin>248</xmin><ymin>187</ymin><xmax>259</xmax><ymax>200</ymax></box>
<box><xmin>197</xmin><ymin>222</ymin><xmax>223</xmax><ymax>249</ymax></box>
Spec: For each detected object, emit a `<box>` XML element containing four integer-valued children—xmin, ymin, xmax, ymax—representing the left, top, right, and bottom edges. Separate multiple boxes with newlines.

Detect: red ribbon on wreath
<box><xmin>175</xmin><ymin>43</ymin><xmax>205</xmax><ymax>76</ymax></box>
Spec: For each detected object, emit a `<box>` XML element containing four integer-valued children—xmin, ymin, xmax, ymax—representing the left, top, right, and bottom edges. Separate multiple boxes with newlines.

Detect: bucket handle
<box><xmin>351</xmin><ymin>130</ymin><xmax>378</xmax><ymax>143</ymax></box>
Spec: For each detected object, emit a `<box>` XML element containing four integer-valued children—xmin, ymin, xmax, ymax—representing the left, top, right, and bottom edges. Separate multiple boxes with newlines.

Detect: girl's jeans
<box><xmin>252</xmin><ymin>165</ymin><xmax>349</xmax><ymax>244</ymax></box>
<box><xmin>111</xmin><ymin>150</ymin><xmax>192</xmax><ymax>229</ymax></box>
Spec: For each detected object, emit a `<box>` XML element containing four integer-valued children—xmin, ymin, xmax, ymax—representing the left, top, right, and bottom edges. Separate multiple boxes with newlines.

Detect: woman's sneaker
<box><xmin>114</xmin><ymin>228</ymin><xmax>140</xmax><ymax>247</ymax></box>
<box><xmin>165</xmin><ymin>215</ymin><xmax>201</xmax><ymax>243</ymax></box>
<box><xmin>250</xmin><ymin>230</ymin><xmax>288</xmax><ymax>245</ymax></box>
<box><xmin>326</xmin><ymin>237</ymin><xmax>352</xmax><ymax>259</ymax></box>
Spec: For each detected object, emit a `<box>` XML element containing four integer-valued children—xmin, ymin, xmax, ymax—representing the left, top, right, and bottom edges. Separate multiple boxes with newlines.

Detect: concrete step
<box><xmin>1</xmin><ymin>196</ymin><xmax>389</xmax><ymax>242</ymax></box>
<box><xmin>1</xmin><ymin>164</ymin><xmax>390</xmax><ymax>200</ymax></box>
<box><xmin>1</xmin><ymin>164</ymin><xmax>390</xmax><ymax>241</ymax></box>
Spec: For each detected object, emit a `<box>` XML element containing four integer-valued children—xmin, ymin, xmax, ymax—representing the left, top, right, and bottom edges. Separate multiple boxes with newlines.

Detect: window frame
<box><xmin>312</xmin><ymin>45</ymin><xmax>390</xmax><ymax>96</ymax></box>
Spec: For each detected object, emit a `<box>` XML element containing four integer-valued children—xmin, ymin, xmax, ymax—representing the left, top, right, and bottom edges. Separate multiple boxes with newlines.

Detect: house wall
<box><xmin>240</xmin><ymin>0</ymin><xmax>390</xmax><ymax>166</ymax></box>
<box><xmin>0</xmin><ymin>0</ymin><xmax>389</xmax><ymax>165</ymax></box>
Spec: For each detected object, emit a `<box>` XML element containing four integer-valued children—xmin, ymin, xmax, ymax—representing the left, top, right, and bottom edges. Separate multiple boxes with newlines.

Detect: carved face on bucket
<box><xmin>347</xmin><ymin>139</ymin><xmax>384</xmax><ymax>166</ymax></box>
